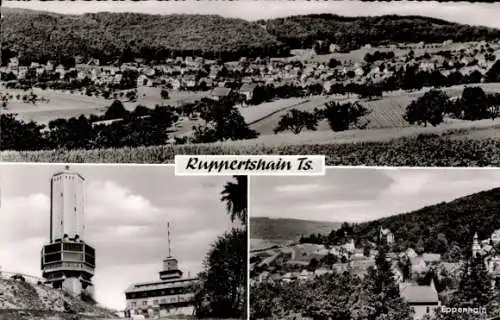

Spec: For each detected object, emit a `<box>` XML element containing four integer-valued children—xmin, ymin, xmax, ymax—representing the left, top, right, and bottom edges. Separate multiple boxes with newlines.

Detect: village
<box><xmin>250</xmin><ymin>227</ymin><xmax>500</xmax><ymax>320</ymax></box>
<box><xmin>2</xmin><ymin>39</ymin><xmax>500</xmax><ymax>109</ymax></box>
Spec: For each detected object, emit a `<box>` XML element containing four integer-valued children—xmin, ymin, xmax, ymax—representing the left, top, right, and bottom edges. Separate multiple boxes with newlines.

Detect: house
<box><xmin>8</xmin><ymin>57</ymin><xmax>19</xmax><ymax>70</ymax></box>
<box><xmin>239</xmin><ymin>83</ymin><xmax>257</xmax><ymax>101</ymax></box>
<box><xmin>45</xmin><ymin>61</ymin><xmax>54</xmax><ymax>72</ymax></box>
<box><xmin>281</xmin><ymin>272</ymin><xmax>296</xmax><ymax>283</ymax></box>
<box><xmin>113</xmin><ymin>74</ymin><xmax>123</xmax><ymax>84</ymax></box>
<box><xmin>399</xmin><ymin>280</ymin><xmax>440</xmax><ymax>320</ymax></box>
<box><xmin>171</xmin><ymin>79</ymin><xmax>182</xmax><ymax>91</ymax></box>
<box><xmin>17</xmin><ymin>66</ymin><xmax>28</xmax><ymax>79</ymax></box>
<box><xmin>380</xmin><ymin>227</ymin><xmax>394</xmax><ymax>244</ymax></box>
<box><xmin>410</xmin><ymin>256</ymin><xmax>427</xmax><ymax>275</ymax></box>
<box><xmin>297</xmin><ymin>270</ymin><xmax>313</xmax><ymax>282</ymax></box>
<box><xmin>182</xmin><ymin>75</ymin><xmax>197</xmax><ymax>89</ymax></box>
<box><xmin>329</xmin><ymin>43</ymin><xmax>340</xmax><ymax>53</ymax></box>
<box><xmin>257</xmin><ymin>271</ymin><xmax>270</xmax><ymax>283</ymax></box>
<box><xmin>491</xmin><ymin>229</ymin><xmax>500</xmax><ymax>244</ymax></box>
<box><xmin>91</xmin><ymin>69</ymin><xmax>102</xmax><ymax>81</ymax></box>
<box><xmin>323</xmin><ymin>80</ymin><xmax>334</xmax><ymax>93</ymax></box>
<box><xmin>55</xmin><ymin>64</ymin><xmax>66</xmax><ymax>79</ymax></box>
<box><xmin>36</xmin><ymin>67</ymin><xmax>46</xmax><ymax>77</ymax></box>
<box><xmin>422</xmin><ymin>253</ymin><xmax>441</xmax><ymax>264</ymax></box>
<box><xmin>210</xmin><ymin>87</ymin><xmax>232</xmax><ymax>101</ymax></box>
<box><xmin>137</xmin><ymin>75</ymin><xmax>153</xmax><ymax>87</ymax></box>
<box><xmin>143</xmin><ymin>67</ymin><xmax>156</xmax><ymax>77</ymax></box>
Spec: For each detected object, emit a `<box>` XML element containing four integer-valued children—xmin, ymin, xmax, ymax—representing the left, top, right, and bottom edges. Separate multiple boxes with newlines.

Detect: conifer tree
<box><xmin>457</xmin><ymin>254</ymin><xmax>493</xmax><ymax>308</ymax></box>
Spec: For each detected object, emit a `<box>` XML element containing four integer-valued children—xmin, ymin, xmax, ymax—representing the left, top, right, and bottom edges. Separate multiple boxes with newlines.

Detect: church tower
<box><xmin>159</xmin><ymin>222</ymin><xmax>183</xmax><ymax>281</ymax></box>
<box><xmin>472</xmin><ymin>232</ymin><xmax>481</xmax><ymax>258</ymax></box>
<box><xmin>41</xmin><ymin>166</ymin><xmax>95</xmax><ymax>297</ymax></box>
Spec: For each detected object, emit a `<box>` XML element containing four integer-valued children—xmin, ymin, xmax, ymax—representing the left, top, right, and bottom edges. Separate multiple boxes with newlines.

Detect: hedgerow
<box><xmin>2</xmin><ymin>134</ymin><xmax>499</xmax><ymax>166</ymax></box>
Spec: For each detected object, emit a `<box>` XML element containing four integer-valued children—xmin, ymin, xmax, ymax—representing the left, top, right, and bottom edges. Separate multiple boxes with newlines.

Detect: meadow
<box><xmin>0</xmin><ymin>88</ymin><xmax>208</xmax><ymax>124</ymax></box>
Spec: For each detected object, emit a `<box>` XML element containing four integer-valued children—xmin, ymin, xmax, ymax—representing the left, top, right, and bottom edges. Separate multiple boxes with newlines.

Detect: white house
<box><xmin>399</xmin><ymin>280</ymin><xmax>440</xmax><ymax>320</ymax></box>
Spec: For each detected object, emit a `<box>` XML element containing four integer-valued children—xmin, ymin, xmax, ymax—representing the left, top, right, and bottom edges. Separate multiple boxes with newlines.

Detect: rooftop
<box><xmin>210</xmin><ymin>87</ymin><xmax>232</xmax><ymax>97</ymax></box>
<box><xmin>125</xmin><ymin>277</ymin><xmax>199</xmax><ymax>294</ymax></box>
<box><xmin>400</xmin><ymin>283</ymin><xmax>439</xmax><ymax>304</ymax></box>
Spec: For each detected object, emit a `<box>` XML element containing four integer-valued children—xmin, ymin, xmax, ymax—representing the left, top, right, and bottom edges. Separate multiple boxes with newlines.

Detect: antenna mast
<box><xmin>167</xmin><ymin>222</ymin><xmax>171</xmax><ymax>257</ymax></box>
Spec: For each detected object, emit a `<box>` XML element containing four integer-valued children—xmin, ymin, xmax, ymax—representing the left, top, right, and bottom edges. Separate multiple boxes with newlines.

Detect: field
<box><xmin>244</xmin><ymin>83</ymin><xmax>500</xmax><ymax>137</ymax></box>
<box><xmin>4</xmin><ymin>126</ymin><xmax>500</xmax><ymax>165</ymax></box>
<box><xmin>250</xmin><ymin>217</ymin><xmax>341</xmax><ymax>242</ymax></box>
<box><xmin>250</xmin><ymin>238</ymin><xmax>293</xmax><ymax>252</ymax></box>
<box><xmin>0</xmin><ymin>88</ymin><xmax>208</xmax><ymax>124</ymax></box>
<box><xmin>288</xmin><ymin>42</ymin><xmax>478</xmax><ymax>64</ymax></box>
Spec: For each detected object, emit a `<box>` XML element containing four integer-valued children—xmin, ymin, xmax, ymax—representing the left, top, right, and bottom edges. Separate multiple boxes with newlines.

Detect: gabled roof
<box><xmin>400</xmin><ymin>283</ymin><xmax>439</xmax><ymax>304</ymax></box>
<box><xmin>210</xmin><ymin>87</ymin><xmax>232</xmax><ymax>97</ymax></box>
<box><xmin>423</xmin><ymin>253</ymin><xmax>441</xmax><ymax>263</ymax></box>
<box><xmin>240</xmin><ymin>83</ymin><xmax>257</xmax><ymax>92</ymax></box>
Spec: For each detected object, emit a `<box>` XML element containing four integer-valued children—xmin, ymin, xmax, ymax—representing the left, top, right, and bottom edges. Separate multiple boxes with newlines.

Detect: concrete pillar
<box><xmin>62</xmin><ymin>278</ymin><xmax>82</xmax><ymax>296</ymax></box>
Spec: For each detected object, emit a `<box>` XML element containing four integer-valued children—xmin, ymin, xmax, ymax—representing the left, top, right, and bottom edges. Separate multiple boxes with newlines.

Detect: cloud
<box><xmin>275</xmin><ymin>183</ymin><xmax>326</xmax><ymax>193</ymax></box>
<box><xmin>0</xmin><ymin>168</ymin><xmax>234</xmax><ymax>311</ymax></box>
<box><xmin>251</xmin><ymin>168</ymin><xmax>500</xmax><ymax>224</ymax></box>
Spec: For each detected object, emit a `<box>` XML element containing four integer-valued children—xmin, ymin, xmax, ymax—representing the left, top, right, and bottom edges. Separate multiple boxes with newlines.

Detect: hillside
<box><xmin>250</xmin><ymin>217</ymin><xmax>341</xmax><ymax>241</ymax></box>
<box><xmin>262</xmin><ymin>14</ymin><xmax>500</xmax><ymax>51</ymax></box>
<box><xmin>0</xmin><ymin>9</ymin><xmax>287</xmax><ymax>65</ymax></box>
<box><xmin>0</xmin><ymin>277</ymin><xmax>118</xmax><ymax>320</ymax></box>
<box><xmin>354</xmin><ymin>187</ymin><xmax>500</xmax><ymax>256</ymax></box>
<box><xmin>296</xmin><ymin>186</ymin><xmax>500</xmax><ymax>259</ymax></box>
<box><xmin>3</xmin><ymin>9</ymin><xmax>500</xmax><ymax>65</ymax></box>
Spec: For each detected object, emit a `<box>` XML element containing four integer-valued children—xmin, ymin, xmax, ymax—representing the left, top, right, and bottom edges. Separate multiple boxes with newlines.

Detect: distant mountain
<box><xmin>1</xmin><ymin>10</ymin><xmax>288</xmax><ymax>65</ymax></box>
<box><xmin>261</xmin><ymin>14</ymin><xmax>500</xmax><ymax>51</ymax></box>
<box><xmin>250</xmin><ymin>217</ymin><xmax>342</xmax><ymax>241</ymax></box>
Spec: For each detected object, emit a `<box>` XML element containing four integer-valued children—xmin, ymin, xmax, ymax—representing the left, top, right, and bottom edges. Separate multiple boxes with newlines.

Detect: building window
<box><xmin>426</xmin><ymin>307</ymin><xmax>430</xmax><ymax>313</ymax></box>
<box><xmin>153</xmin><ymin>300</ymin><xmax>158</xmax><ymax>305</ymax></box>
<box><xmin>142</xmin><ymin>301</ymin><xmax>147</xmax><ymax>306</ymax></box>
<box><xmin>131</xmin><ymin>302</ymin><xmax>136</xmax><ymax>307</ymax></box>
<box><xmin>160</xmin><ymin>299</ymin><xmax>166</xmax><ymax>304</ymax></box>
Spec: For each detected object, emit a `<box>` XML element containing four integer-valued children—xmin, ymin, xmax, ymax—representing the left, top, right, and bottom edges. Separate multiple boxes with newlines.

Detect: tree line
<box><xmin>1</xmin><ymin>97</ymin><xmax>258</xmax><ymax>151</ymax></box>
<box><xmin>263</xmin><ymin>14</ymin><xmax>500</xmax><ymax>53</ymax></box>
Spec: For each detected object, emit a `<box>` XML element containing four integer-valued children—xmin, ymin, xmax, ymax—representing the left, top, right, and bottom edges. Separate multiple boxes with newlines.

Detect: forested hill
<box><xmin>261</xmin><ymin>14</ymin><xmax>500</xmax><ymax>52</ymax></box>
<box><xmin>3</xmin><ymin>9</ymin><xmax>500</xmax><ymax>65</ymax></box>
<box><xmin>0</xmin><ymin>9</ymin><xmax>288</xmax><ymax>65</ymax></box>
<box><xmin>352</xmin><ymin>187</ymin><xmax>500</xmax><ymax>257</ymax></box>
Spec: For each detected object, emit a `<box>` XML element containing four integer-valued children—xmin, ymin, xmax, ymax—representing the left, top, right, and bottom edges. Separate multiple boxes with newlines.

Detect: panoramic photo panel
<box><xmin>0</xmin><ymin>164</ymin><xmax>247</xmax><ymax>320</ymax></box>
<box><xmin>250</xmin><ymin>168</ymin><xmax>500</xmax><ymax>320</ymax></box>
<box><xmin>1</xmin><ymin>1</ymin><xmax>500</xmax><ymax>165</ymax></box>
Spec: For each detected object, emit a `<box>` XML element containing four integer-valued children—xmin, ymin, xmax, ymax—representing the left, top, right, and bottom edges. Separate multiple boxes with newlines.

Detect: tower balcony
<box><xmin>41</xmin><ymin>241</ymin><xmax>95</xmax><ymax>279</ymax></box>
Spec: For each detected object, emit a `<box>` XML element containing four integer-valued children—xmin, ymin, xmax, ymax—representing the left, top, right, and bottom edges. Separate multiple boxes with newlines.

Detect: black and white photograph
<box><xmin>250</xmin><ymin>168</ymin><xmax>500</xmax><ymax>319</ymax></box>
<box><xmin>0</xmin><ymin>164</ymin><xmax>247</xmax><ymax>320</ymax></box>
<box><xmin>1</xmin><ymin>1</ymin><xmax>500</xmax><ymax>166</ymax></box>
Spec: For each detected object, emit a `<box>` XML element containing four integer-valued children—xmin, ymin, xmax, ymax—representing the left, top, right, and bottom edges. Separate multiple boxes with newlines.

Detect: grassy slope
<box><xmin>0</xmin><ymin>278</ymin><xmax>117</xmax><ymax>319</ymax></box>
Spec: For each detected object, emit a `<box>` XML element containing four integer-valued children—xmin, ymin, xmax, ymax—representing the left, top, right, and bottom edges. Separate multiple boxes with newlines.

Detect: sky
<box><xmin>0</xmin><ymin>164</ymin><xmax>238</xmax><ymax>311</ymax></box>
<box><xmin>3</xmin><ymin>1</ymin><xmax>500</xmax><ymax>29</ymax></box>
<box><xmin>250</xmin><ymin>168</ymin><xmax>500</xmax><ymax>223</ymax></box>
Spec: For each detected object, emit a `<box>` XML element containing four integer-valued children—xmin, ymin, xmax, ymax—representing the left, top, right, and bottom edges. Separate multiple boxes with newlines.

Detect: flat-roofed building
<box><xmin>125</xmin><ymin>223</ymin><xmax>199</xmax><ymax>318</ymax></box>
